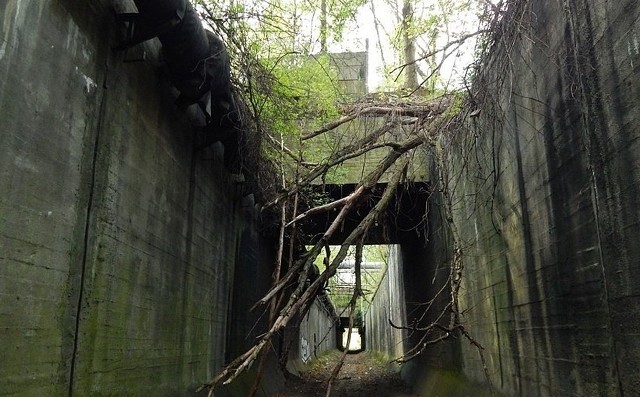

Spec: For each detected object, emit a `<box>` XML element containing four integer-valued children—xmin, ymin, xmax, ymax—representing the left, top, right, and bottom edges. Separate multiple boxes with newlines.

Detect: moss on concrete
<box><xmin>412</xmin><ymin>368</ymin><xmax>503</xmax><ymax>397</ymax></box>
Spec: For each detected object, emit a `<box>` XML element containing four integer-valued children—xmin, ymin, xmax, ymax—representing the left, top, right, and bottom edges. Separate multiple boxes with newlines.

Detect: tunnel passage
<box><xmin>279</xmin><ymin>176</ymin><xmax>471</xmax><ymax>397</ymax></box>
<box><xmin>4</xmin><ymin>0</ymin><xmax>640</xmax><ymax>396</ymax></box>
<box><xmin>290</xmin><ymin>182</ymin><xmax>439</xmax><ymax>371</ymax></box>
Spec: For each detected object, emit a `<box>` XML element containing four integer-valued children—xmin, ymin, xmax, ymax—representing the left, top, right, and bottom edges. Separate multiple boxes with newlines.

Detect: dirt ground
<box><xmin>276</xmin><ymin>351</ymin><xmax>423</xmax><ymax>397</ymax></box>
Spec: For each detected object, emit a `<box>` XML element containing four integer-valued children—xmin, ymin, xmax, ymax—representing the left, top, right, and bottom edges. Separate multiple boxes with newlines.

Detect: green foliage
<box><xmin>266</xmin><ymin>54</ymin><xmax>341</xmax><ymax>127</ymax></box>
<box><xmin>255</xmin><ymin>53</ymin><xmax>343</xmax><ymax>170</ymax></box>
<box><xmin>201</xmin><ymin>0</ymin><xmax>353</xmax><ymax>172</ymax></box>
<box><xmin>383</xmin><ymin>0</ymin><xmax>481</xmax><ymax>92</ymax></box>
<box><xmin>325</xmin><ymin>0</ymin><xmax>369</xmax><ymax>43</ymax></box>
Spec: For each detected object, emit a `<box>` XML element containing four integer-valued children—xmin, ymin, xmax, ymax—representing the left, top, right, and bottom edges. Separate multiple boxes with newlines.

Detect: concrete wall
<box><xmin>364</xmin><ymin>245</ymin><xmax>406</xmax><ymax>361</ymax></box>
<box><xmin>398</xmin><ymin>166</ymin><xmax>497</xmax><ymax>397</ymax></box>
<box><xmin>0</xmin><ymin>1</ymin><xmax>276</xmax><ymax>396</ymax></box>
<box><xmin>411</xmin><ymin>0</ymin><xmax>640</xmax><ymax>396</ymax></box>
<box><xmin>287</xmin><ymin>298</ymin><xmax>337</xmax><ymax>373</ymax></box>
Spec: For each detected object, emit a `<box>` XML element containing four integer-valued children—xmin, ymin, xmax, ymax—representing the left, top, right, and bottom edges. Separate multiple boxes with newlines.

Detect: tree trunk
<box><xmin>402</xmin><ymin>0</ymin><xmax>418</xmax><ymax>90</ymax></box>
<box><xmin>320</xmin><ymin>0</ymin><xmax>328</xmax><ymax>53</ymax></box>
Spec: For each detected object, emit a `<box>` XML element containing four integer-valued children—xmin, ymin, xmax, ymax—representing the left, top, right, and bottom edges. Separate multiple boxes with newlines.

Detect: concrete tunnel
<box><xmin>287</xmin><ymin>181</ymin><xmax>456</xmax><ymax>386</ymax></box>
<box><xmin>2</xmin><ymin>0</ymin><xmax>640</xmax><ymax>396</ymax></box>
<box><xmin>287</xmin><ymin>181</ymin><xmax>434</xmax><ymax>352</ymax></box>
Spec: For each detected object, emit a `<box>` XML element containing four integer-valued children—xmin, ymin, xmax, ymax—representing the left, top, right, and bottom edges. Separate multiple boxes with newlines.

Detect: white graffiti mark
<box><xmin>628</xmin><ymin>33</ymin><xmax>640</xmax><ymax>69</ymax></box>
<box><xmin>75</xmin><ymin>66</ymin><xmax>97</xmax><ymax>94</ymax></box>
<box><xmin>300</xmin><ymin>337</ymin><xmax>310</xmax><ymax>363</ymax></box>
<box><xmin>83</xmin><ymin>74</ymin><xmax>97</xmax><ymax>94</ymax></box>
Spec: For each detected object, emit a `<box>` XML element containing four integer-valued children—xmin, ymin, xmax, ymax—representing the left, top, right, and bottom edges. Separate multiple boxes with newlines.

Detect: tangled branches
<box><xmin>190</xmin><ymin>1</ymin><xmax>533</xmax><ymax>395</ymax></box>
<box><xmin>195</xmin><ymin>95</ymin><xmax>456</xmax><ymax>395</ymax></box>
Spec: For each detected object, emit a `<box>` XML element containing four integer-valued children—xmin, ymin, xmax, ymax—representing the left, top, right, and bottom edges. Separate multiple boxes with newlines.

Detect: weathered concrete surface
<box><xmin>0</xmin><ymin>1</ymin><xmax>110</xmax><ymax>395</ymax></box>
<box><xmin>287</xmin><ymin>299</ymin><xmax>337</xmax><ymax>374</ymax></box>
<box><xmin>397</xmin><ymin>202</ymin><xmax>497</xmax><ymax>397</ymax></box>
<box><xmin>364</xmin><ymin>245</ymin><xmax>406</xmax><ymax>361</ymax></box>
<box><xmin>0</xmin><ymin>1</ymin><xmax>277</xmax><ymax>396</ymax></box>
<box><xmin>408</xmin><ymin>0</ymin><xmax>640</xmax><ymax>396</ymax></box>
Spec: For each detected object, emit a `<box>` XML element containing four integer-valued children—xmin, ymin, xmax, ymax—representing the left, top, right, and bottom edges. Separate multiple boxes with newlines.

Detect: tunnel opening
<box><xmin>318</xmin><ymin>244</ymin><xmax>393</xmax><ymax>354</ymax></box>
<box><xmin>290</xmin><ymin>181</ymin><xmax>432</xmax><ymax>363</ymax></box>
<box><xmin>268</xmin><ymin>167</ymin><xmax>481</xmax><ymax>397</ymax></box>
<box><xmin>338</xmin><ymin>320</ymin><xmax>363</xmax><ymax>352</ymax></box>
<box><xmin>285</xmin><ymin>240</ymin><xmax>428</xmax><ymax>396</ymax></box>
<box><xmin>283</xmin><ymin>183</ymin><xmax>436</xmax><ymax>386</ymax></box>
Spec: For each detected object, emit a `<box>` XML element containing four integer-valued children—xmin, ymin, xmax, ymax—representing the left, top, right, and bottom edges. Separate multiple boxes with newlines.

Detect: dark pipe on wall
<box><xmin>132</xmin><ymin>0</ymin><xmax>187</xmax><ymax>20</ymax></box>
<box><xmin>115</xmin><ymin>0</ymin><xmax>240</xmax><ymax>168</ymax></box>
<box><xmin>117</xmin><ymin>0</ymin><xmax>234</xmax><ymax>119</ymax></box>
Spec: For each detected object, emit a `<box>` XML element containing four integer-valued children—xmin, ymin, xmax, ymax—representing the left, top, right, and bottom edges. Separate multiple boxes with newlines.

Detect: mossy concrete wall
<box><xmin>364</xmin><ymin>245</ymin><xmax>406</xmax><ymax>361</ymax></box>
<box><xmin>0</xmin><ymin>1</ymin><xmax>277</xmax><ymax>396</ymax></box>
<box><xmin>409</xmin><ymin>0</ymin><xmax>640</xmax><ymax>396</ymax></box>
<box><xmin>286</xmin><ymin>299</ymin><xmax>337</xmax><ymax>374</ymax></box>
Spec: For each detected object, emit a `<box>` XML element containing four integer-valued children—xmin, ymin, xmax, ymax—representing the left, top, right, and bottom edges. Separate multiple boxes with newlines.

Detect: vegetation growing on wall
<box><xmin>191</xmin><ymin>0</ymin><xmax>529</xmax><ymax>395</ymax></box>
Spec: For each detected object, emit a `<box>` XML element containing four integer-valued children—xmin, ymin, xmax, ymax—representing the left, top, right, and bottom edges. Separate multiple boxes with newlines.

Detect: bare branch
<box><xmin>391</xmin><ymin>30</ymin><xmax>492</xmax><ymax>77</ymax></box>
<box><xmin>301</xmin><ymin>95</ymin><xmax>452</xmax><ymax>141</ymax></box>
<box><xmin>302</xmin><ymin>113</ymin><xmax>361</xmax><ymax>140</ymax></box>
<box><xmin>285</xmin><ymin>196</ymin><xmax>350</xmax><ymax>227</ymax></box>
<box><xmin>200</xmin><ymin>152</ymin><xmax>413</xmax><ymax>393</ymax></box>
<box><xmin>265</xmin><ymin>133</ymin><xmax>317</xmax><ymax>168</ymax></box>
<box><xmin>262</xmin><ymin>102</ymin><xmax>451</xmax><ymax>212</ymax></box>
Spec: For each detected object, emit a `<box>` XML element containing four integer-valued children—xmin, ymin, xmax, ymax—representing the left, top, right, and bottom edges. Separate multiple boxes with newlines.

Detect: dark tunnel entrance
<box><xmin>325</xmin><ymin>245</ymin><xmax>393</xmax><ymax>354</ymax></box>
<box><xmin>311</xmin><ymin>243</ymin><xmax>409</xmax><ymax>358</ymax></box>
<box><xmin>294</xmin><ymin>181</ymin><xmax>432</xmax><ymax>367</ymax></box>
<box><xmin>275</xmin><ymin>177</ymin><xmax>469</xmax><ymax>397</ymax></box>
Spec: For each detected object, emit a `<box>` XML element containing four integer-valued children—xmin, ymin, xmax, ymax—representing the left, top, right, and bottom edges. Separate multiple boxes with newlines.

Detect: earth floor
<box><xmin>276</xmin><ymin>351</ymin><xmax>423</xmax><ymax>397</ymax></box>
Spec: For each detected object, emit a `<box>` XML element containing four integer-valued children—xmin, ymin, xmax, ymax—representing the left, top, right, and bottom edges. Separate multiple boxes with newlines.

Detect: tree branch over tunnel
<box><xmin>196</xmin><ymin>95</ymin><xmax>476</xmax><ymax>394</ymax></box>
<box><xmin>189</xmin><ymin>0</ymin><xmax>517</xmax><ymax>394</ymax></box>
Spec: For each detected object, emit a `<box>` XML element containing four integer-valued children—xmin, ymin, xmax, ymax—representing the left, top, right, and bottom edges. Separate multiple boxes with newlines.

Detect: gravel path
<box><xmin>276</xmin><ymin>351</ymin><xmax>423</xmax><ymax>397</ymax></box>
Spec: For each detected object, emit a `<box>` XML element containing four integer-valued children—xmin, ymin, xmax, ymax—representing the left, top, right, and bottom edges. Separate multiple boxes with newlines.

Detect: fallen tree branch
<box><xmin>285</xmin><ymin>195</ymin><xmax>350</xmax><ymax>227</ymax></box>
<box><xmin>302</xmin><ymin>113</ymin><xmax>361</xmax><ymax>140</ymax></box>
<box><xmin>263</xmin><ymin>122</ymin><xmax>399</xmax><ymax>210</ymax></box>
<box><xmin>265</xmin><ymin>133</ymin><xmax>317</xmax><ymax>168</ymax></box>
<box><xmin>257</xmin><ymin>114</ymin><xmax>448</xmax><ymax>309</ymax></box>
<box><xmin>199</xmin><ymin>152</ymin><xmax>413</xmax><ymax>394</ymax></box>
<box><xmin>301</xmin><ymin>95</ymin><xmax>453</xmax><ymax>142</ymax></box>
<box><xmin>341</xmin><ymin>104</ymin><xmax>445</xmax><ymax>118</ymax></box>
<box><xmin>261</xmin><ymin>99</ymin><xmax>452</xmax><ymax>211</ymax></box>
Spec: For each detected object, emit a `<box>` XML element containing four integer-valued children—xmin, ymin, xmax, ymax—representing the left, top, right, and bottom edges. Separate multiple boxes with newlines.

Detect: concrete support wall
<box><xmin>365</xmin><ymin>246</ymin><xmax>406</xmax><ymax>361</ymax></box>
<box><xmin>399</xmin><ymin>173</ymin><xmax>496</xmax><ymax>397</ymax></box>
<box><xmin>287</xmin><ymin>298</ymin><xmax>337</xmax><ymax>374</ymax></box>
<box><xmin>415</xmin><ymin>0</ymin><xmax>640</xmax><ymax>396</ymax></box>
<box><xmin>0</xmin><ymin>1</ymin><xmax>275</xmax><ymax>396</ymax></box>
